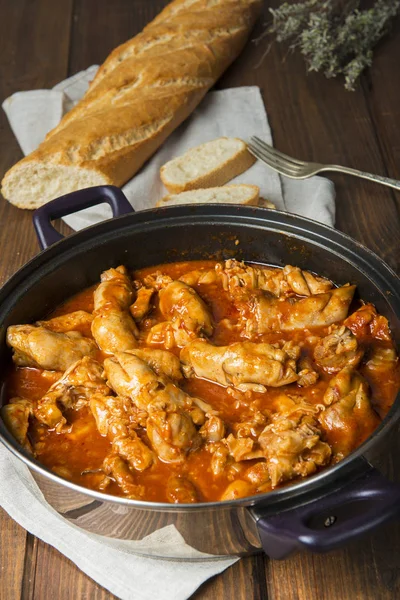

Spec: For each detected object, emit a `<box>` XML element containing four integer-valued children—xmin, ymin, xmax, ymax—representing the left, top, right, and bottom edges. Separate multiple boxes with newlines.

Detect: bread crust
<box><xmin>1</xmin><ymin>0</ymin><xmax>262</xmax><ymax>209</ymax></box>
<box><xmin>156</xmin><ymin>183</ymin><xmax>260</xmax><ymax>207</ymax></box>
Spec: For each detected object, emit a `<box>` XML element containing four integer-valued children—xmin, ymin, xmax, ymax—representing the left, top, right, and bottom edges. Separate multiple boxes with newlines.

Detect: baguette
<box><xmin>160</xmin><ymin>137</ymin><xmax>255</xmax><ymax>193</ymax></box>
<box><xmin>155</xmin><ymin>184</ymin><xmax>259</xmax><ymax>207</ymax></box>
<box><xmin>2</xmin><ymin>0</ymin><xmax>262</xmax><ymax>209</ymax></box>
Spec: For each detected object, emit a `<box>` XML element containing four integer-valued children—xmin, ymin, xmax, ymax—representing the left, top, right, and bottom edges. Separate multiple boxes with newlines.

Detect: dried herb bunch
<box><xmin>259</xmin><ymin>0</ymin><xmax>399</xmax><ymax>90</ymax></box>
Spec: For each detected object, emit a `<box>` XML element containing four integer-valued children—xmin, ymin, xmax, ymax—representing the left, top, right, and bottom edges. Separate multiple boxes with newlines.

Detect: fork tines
<box><xmin>248</xmin><ymin>136</ymin><xmax>308</xmax><ymax>178</ymax></box>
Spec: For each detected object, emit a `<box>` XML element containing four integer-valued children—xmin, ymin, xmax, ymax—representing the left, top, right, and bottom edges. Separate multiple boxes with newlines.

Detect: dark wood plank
<box><xmin>32</xmin><ymin>540</ymin><xmax>118</xmax><ymax>600</ymax></box>
<box><xmin>68</xmin><ymin>0</ymin><xmax>168</xmax><ymax>74</ymax></box>
<box><xmin>194</xmin><ymin>556</ymin><xmax>268</xmax><ymax>600</ymax></box>
<box><xmin>362</xmin><ymin>19</ymin><xmax>400</xmax><ymax>194</ymax></box>
<box><xmin>0</xmin><ymin>509</ymin><xmax>27</xmax><ymax>600</ymax></box>
<box><xmin>0</xmin><ymin>0</ymin><xmax>74</xmax><ymax>284</ymax></box>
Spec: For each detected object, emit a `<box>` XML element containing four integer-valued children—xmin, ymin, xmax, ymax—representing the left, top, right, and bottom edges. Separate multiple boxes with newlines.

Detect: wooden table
<box><xmin>1</xmin><ymin>1</ymin><xmax>399</xmax><ymax>598</ymax></box>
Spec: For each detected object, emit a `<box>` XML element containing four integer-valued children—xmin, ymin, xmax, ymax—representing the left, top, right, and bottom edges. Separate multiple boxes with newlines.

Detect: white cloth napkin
<box><xmin>1</xmin><ymin>67</ymin><xmax>336</xmax><ymax>600</ymax></box>
<box><xmin>2</xmin><ymin>66</ymin><xmax>335</xmax><ymax>229</ymax></box>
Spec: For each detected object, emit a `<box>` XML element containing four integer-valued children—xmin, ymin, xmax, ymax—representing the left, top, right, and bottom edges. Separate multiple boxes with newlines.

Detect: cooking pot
<box><xmin>1</xmin><ymin>185</ymin><xmax>399</xmax><ymax>561</ymax></box>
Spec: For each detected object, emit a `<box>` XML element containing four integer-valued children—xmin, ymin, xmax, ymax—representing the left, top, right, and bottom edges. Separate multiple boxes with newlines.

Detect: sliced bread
<box><xmin>156</xmin><ymin>184</ymin><xmax>259</xmax><ymax>207</ymax></box>
<box><xmin>160</xmin><ymin>137</ymin><xmax>256</xmax><ymax>194</ymax></box>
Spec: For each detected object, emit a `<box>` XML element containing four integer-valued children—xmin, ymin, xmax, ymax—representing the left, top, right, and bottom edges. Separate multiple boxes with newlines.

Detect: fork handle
<box><xmin>320</xmin><ymin>165</ymin><xmax>400</xmax><ymax>191</ymax></box>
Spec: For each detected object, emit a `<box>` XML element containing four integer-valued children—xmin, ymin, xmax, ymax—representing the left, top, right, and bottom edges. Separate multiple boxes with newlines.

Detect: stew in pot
<box><xmin>2</xmin><ymin>260</ymin><xmax>399</xmax><ymax>503</ymax></box>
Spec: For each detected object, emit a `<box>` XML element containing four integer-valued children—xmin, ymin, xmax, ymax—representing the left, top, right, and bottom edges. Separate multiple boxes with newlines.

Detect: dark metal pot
<box><xmin>1</xmin><ymin>185</ymin><xmax>400</xmax><ymax>561</ymax></box>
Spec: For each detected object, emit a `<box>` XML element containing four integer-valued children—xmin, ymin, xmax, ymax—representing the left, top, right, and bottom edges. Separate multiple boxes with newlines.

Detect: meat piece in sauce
<box><xmin>128</xmin><ymin>348</ymin><xmax>183</xmax><ymax>382</ymax></box>
<box><xmin>258</xmin><ymin>405</ymin><xmax>332</xmax><ymax>488</ymax></box>
<box><xmin>129</xmin><ymin>286</ymin><xmax>154</xmax><ymax>321</ymax></box>
<box><xmin>159</xmin><ymin>282</ymin><xmax>213</xmax><ymax>336</ymax></box>
<box><xmin>218</xmin><ymin>259</ymin><xmax>333</xmax><ymax>300</ymax></box>
<box><xmin>35</xmin><ymin>357</ymin><xmax>109</xmax><ymax>430</ymax></box>
<box><xmin>147</xmin><ymin>280</ymin><xmax>213</xmax><ymax>349</ymax></box>
<box><xmin>7</xmin><ymin>325</ymin><xmax>97</xmax><ymax>371</ymax></box>
<box><xmin>102</xmin><ymin>455</ymin><xmax>145</xmax><ymax>499</ymax></box>
<box><xmin>181</xmin><ymin>339</ymin><xmax>300</xmax><ymax>391</ymax></box>
<box><xmin>1</xmin><ymin>398</ymin><xmax>33</xmax><ymax>451</ymax></box>
<box><xmin>104</xmin><ymin>351</ymin><xmax>204</xmax><ymax>463</ymax></box>
<box><xmin>319</xmin><ymin>367</ymin><xmax>380</xmax><ymax>458</ymax></box>
<box><xmin>365</xmin><ymin>346</ymin><xmax>398</xmax><ymax>374</ymax></box>
<box><xmin>38</xmin><ymin>310</ymin><xmax>93</xmax><ymax>335</ymax></box>
<box><xmin>344</xmin><ymin>303</ymin><xmax>392</xmax><ymax>342</ymax></box>
<box><xmin>199</xmin><ymin>414</ymin><xmax>226</xmax><ymax>442</ymax></box>
<box><xmin>166</xmin><ymin>475</ymin><xmax>198</xmax><ymax>503</ymax></box>
<box><xmin>90</xmin><ymin>394</ymin><xmax>154</xmax><ymax>472</ymax></box>
<box><xmin>313</xmin><ymin>325</ymin><xmax>363</xmax><ymax>374</ymax></box>
<box><xmin>246</xmin><ymin>285</ymin><xmax>356</xmax><ymax>335</ymax></box>
<box><xmin>91</xmin><ymin>265</ymin><xmax>139</xmax><ymax>354</ymax></box>
<box><xmin>220</xmin><ymin>479</ymin><xmax>255</xmax><ymax>501</ymax></box>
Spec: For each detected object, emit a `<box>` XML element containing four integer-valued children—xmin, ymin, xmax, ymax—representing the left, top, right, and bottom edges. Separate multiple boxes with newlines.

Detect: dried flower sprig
<box><xmin>257</xmin><ymin>0</ymin><xmax>400</xmax><ymax>90</ymax></box>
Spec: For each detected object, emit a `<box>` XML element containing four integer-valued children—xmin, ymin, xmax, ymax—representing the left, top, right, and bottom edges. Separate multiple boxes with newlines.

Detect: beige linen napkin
<box><xmin>1</xmin><ymin>67</ymin><xmax>336</xmax><ymax>600</ymax></box>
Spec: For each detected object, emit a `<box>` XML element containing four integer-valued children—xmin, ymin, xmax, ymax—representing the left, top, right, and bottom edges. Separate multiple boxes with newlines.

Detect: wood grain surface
<box><xmin>0</xmin><ymin>1</ymin><xmax>399</xmax><ymax>599</ymax></box>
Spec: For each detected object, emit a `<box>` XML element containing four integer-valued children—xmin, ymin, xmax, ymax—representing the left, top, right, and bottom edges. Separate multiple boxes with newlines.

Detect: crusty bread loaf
<box><xmin>155</xmin><ymin>184</ymin><xmax>259</xmax><ymax>207</ymax></box>
<box><xmin>160</xmin><ymin>137</ymin><xmax>256</xmax><ymax>193</ymax></box>
<box><xmin>2</xmin><ymin>0</ymin><xmax>262</xmax><ymax>209</ymax></box>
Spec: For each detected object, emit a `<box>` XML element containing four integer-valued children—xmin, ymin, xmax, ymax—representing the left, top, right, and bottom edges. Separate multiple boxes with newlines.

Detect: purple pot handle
<box><xmin>33</xmin><ymin>185</ymin><xmax>133</xmax><ymax>250</ymax></box>
<box><xmin>255</xmin><ymin>468</ymin><xmax>400</xmax><ymax>559</ymax></box>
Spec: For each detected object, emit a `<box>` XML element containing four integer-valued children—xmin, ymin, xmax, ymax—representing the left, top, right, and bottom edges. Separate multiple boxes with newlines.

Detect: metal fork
<box><xmin>248</xmin><ymin>136</ymin><xmax>400</xmax><ymax>192</ymax></box>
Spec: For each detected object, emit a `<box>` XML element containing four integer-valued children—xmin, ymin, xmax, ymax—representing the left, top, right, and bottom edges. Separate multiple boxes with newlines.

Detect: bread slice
<box><xmin>160</xmin><ymin>137</ymin><xmax>255</xmax><ymax>193</ymax></box>
<box><xmin>156</xmin><ymin>184</ymin><xmax>259</xmax><ymax>207</ymax></box>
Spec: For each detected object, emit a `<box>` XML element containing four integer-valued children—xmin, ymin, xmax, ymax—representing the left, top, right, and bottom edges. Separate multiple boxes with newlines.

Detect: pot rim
<box><xmin>1</xmin><ymin>205</ymin><xmax>399</xmax><ymax>512</ymax></box>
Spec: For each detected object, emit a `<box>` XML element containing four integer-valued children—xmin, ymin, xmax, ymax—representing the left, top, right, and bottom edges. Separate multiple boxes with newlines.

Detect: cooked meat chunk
<box><xmin>296</xmin><ymin>356</ymin><xmax>319</xmax><ymax>387</ymax></box>
<box><xmin>102</xmin><ymin>455</ymin><xmax>145</xmax><ymax>499</ymax></box>
<box><xmin>127</xmin><ymin>348</ymin><xmax>183</xmax><ymax>381</ymax></box>
<box><xmin>35</xmin><ymin>357</ymin><xmax>109</xmax><ymax>430</ymax></box>
<box><xmin>244</xmin><ymin>462</ymin><xmax>270</xmax><ymax>487</ymax></box>
<box><xmin>1</xmin><ymin>398</ymin><xmax>33</xmax><ymax>451</ymax></box>
<box><xmin>323</xmin><ymin>365</ymin><xmax>363</xmax><ymax>406</ymax></box>
<box><xmin>247</xmin><ymin>285</ymin><xmax>356</xmax><ymax>335</ymax></box>
<box><xmin>224</xmin><ymin>434</ymin><xmax>260</xmax><ymax>461</ymax></box>
<box><xmin>217</xmin><ymin>259</ymin><xmax>332</xmax><ymax>300</ymax></box>
<box><xmin>365</xmin><ymin>346</ymin><xmax>398</xmax><ymax>373</ymax></box>
<box><xmin>282</xmin><ymin>265</ymin><xmax>333</xmax><ymax>296</ymax></box>
<box><xmin>146</xmin><ymin>320</ymin><xmax>195</xmax><ymax>349</ymax></box>
<box><xmin>179</xmin><ymin>269</ymin><xmax>218</xmax><ymax>286</ymax></box>
<box><xmin>199</xmin><ymin>415</ymin><xmax>226</xmax><ymax>442</ymax></box>
<box><xmin>7</xmin><ymin>325</ymin><xmax>97</xmax><ymax>370</ymax></box>
<box><xmin>104</xmin><ymin>352</ymin><xmax>203</xmax><ymax>463</ymax></box>
<box><xmin>258</xmin><ymin>407</ymin><xmax>332</xmax><ymax>488</ymax></box>
<box><xmin>166</xmin><ymin>475</ymin><xmax>198</xmax><ymax>504</ymax></box>
<box><xmin>344</xmin><ymin>303</ymin><xmax>392</xmax><ymax>342</ymax></box>
<box><xmin>208</xmin><ymin>442</ymin><xmax>230</xmax><ymax>476</ymax></box>
<box><xmin>220</xmin><ymin>479</ymin><xmax>254</xmax><ymax>501</ymax></box>
<box><xmin>146</xmin><ymin>405</ymin><xmax>199</xmax><ymax>463</ymax></box>
<box><xmin>38</xmin><ymin>310</ymin><xmax>93</xmax><ymax>335</ymax></box>
<box><xmin>159</xmin><ymin>280</ymin><xmax>213</xmax><ymax>337</ymax></box>
<box><xmin>313</xmin><ymin>325</ymin><xmax>363</xmax><ymax>374</ymax></box>
<box><xmin>130</xmin><ymin>287</ymin><xmax>154</xmax><ymax>321</ymax></box>
<box><xmin>92</xmin><ymin>265</ymin><xmax>139</xmax><ymax>354</ymax></box>
<box><xmin>104</xmin><ymin>353</ymin><xmax>162</xmax><ymax>409</ymax></box>
<box><xmin>90</xmin><ymin>394</ymin><xmax>154</xmax><ymax>472</ymax></box>
<box><xmin>181</xmin><ymin>340</ymin><xmax>300</xmax><ymax>390</ymax></box>
<box><xmin>319</xmin><ymin>368</ymin><xmax>380</xmax><ymax>457</ymax></box>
